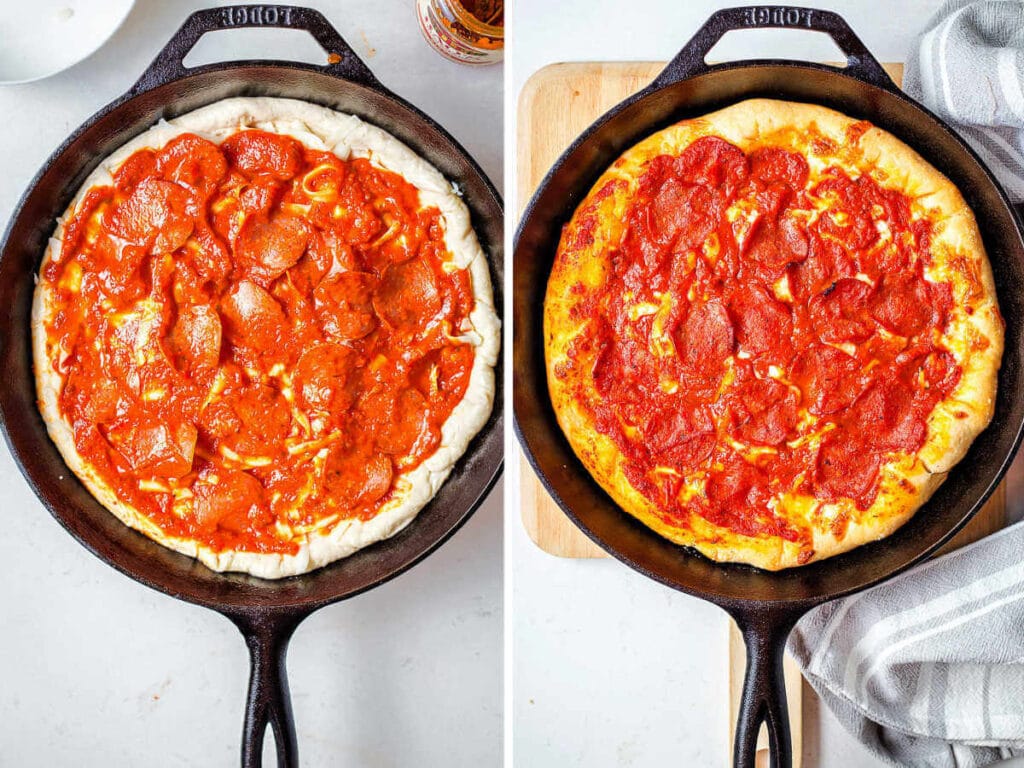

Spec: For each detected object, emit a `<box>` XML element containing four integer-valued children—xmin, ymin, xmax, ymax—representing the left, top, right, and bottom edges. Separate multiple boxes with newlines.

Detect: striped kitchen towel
<box><xmin>903</xmin><ymin>0</ymin><xmax>1024</xmax><ymax>202</ymax></box>
<box><xmin>789</xmin><ymin>522</ymin><xmax>1024</xmax><ymax>767</ymax></box>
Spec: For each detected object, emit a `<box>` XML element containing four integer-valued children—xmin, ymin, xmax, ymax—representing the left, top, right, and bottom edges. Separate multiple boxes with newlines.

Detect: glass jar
<box><xmin>416</xmin><ymin>0</ymin><xmax>504</xmax><ymax>66</ymax></box>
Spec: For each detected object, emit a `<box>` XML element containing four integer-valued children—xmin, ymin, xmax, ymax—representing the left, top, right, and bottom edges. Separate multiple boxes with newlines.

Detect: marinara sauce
<box><xmin>561</xmin><ymin>134</ymin><xmax>964</xmax><ymax>546</ymax></box>
<box><xmin>44</xmin><ymin>130</ymin><xmax>476</xmax><ymax>554</ymax></box>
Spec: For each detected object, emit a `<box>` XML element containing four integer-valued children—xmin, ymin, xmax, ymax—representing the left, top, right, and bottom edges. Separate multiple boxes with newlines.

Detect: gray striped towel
<box><xmin>789</xmin><ymin>523</ymin><xmax>1024</xmax><ymax>767</ymax></box>
<box><xmin>903</xmin><ymin>0</ymin><xmax>1024</xmax><ymax>202</ymax></box>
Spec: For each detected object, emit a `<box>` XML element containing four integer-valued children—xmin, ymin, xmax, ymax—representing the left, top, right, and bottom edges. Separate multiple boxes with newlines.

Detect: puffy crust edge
<box><xmin>545</xmin><ymin>98</ymin><xmax>1000</xmax><ymax>571</ymax></box>
<box><xmin>33</xmin><ymin>97</ymin><xmax>500</xmax><ymax>579</ymax></box>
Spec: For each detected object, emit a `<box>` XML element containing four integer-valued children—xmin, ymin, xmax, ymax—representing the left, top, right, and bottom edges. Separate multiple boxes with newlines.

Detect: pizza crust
<box><xmin>33</xmin><ymin>97</ymin><xmax>499</xmax><ymax>579</ymax></box>
<box><xmin>546</xmin><ymin>99</ymin><xmax>1002</xmax><ymax>571</ymax></box>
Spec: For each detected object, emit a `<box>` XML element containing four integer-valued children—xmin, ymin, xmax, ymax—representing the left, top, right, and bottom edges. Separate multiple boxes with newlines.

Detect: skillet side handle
<box><xmin>730</xmin><ymin>606</ymin><xmax>805</xmax><ymax>768</ymax></box>
<box><xmin>230</xmin><ymin>609</ymin><xmax>306</xmax><ymax>768</ymax></box>
<box><xmin>652</xmin><ymin>6</ymin><xmax>896</xmax><ymax>92</ymax></box>
<box><xmin>129</xmin><ymin>4</ymin><xmax>380</xmax><ymax>96</ymax></box>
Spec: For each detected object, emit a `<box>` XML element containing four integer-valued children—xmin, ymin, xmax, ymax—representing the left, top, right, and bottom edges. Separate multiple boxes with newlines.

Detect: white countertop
<box><xmin>508</xmin><ymin>1</ymin><xmax>1024</xmax><ymax>766</ymax></box>
<box><xmin>0</xmin><ymin>1</ymin><xmax>502</xmax><ymax>765</ymax></box>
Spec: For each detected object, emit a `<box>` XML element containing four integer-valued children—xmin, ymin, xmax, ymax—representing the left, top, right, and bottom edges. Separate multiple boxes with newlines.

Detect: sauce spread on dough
<box><xmin>561</xmin><ymin>135</ymin><xmax>962</xmax><ymax>545</ymax></box>
<box><xmin>44</xmin><ymin>130</ymin><xmax>477</xmax><ymax>554</ymax></box>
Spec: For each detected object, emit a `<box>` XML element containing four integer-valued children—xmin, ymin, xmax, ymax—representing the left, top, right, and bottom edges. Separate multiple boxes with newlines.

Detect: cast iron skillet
<box><xmin>0</xmin><ymin>6</ymin><xmax>503</xmax><ymax>767</ymax></box>
<box><xmin>514</xmin><ymin>6</ymin><xmax>1024</xmax><ymax>767</ymax></box>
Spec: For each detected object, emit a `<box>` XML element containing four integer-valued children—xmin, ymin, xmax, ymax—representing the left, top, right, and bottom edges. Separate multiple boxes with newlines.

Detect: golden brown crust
<box><xmin>546</xmin><ymin>99</ymin><xmax>1002</xmax><ymax>571</ymax></box>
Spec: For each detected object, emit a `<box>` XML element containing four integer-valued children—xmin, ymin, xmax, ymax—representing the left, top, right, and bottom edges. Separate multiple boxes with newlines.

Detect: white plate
<box><xmin>0</xmin><ymin>0</ymin><xmax>135</xmax><ymax>85</ymax></box>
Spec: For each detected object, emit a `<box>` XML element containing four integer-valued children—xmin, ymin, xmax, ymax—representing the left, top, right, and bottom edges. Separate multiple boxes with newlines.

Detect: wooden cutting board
<box><xmin>516</xmin><ymin>61</ymin><xmax>1009</xmax><ymax>767</ymax></box>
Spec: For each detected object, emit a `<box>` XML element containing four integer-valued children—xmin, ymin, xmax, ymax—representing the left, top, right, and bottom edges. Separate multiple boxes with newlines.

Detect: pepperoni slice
<box><xmin>730</xmin><ymin>377</ymin><xmax>800</xmax><ymax>446</ymax></box>
<box><xmin>810</xmin><ymin>278</ymin><xmax>876</xmax><ymax>343</ymax></box>
<box><xmin>361</xmin><ymin>387</ymin><xmax>437</xmax><ymax>457</ymax></box>
<box><xmin>706</xmin><ymin>455</ymin><xmax>770</xmax><ymax>510</ymax></box>
<box><xmin>113</xmin><ymin>149</ymin><xmax>158</xmax><ymax>192</ymax></box>
<box><xmin>303</xmin><ymin>229</ymin><xmax>356</xmax><ymax>287</ymax></box>
<box><xmin>814</xmin><ymin>434</ymin><xmax>881</xmax><ymax>510</ymax></box>
<box><xmin>676</xmin><ymin>299</ymin><xmax>734</xmax><ymax>371</ymax></box>
<box><xmin>228</xmin><ymin>384</ymin><xmax>291</xmax><ymax>456</ymax></box>
<box><xmin>156</xmin><ymin>134</ymin><xmax>227</xmax><ymax>195</ymax></box>
<box><xmin>744</xmin><ymin>207</ymin><xmax>808</xmax><ymax>272</ymax></box>
<box><xmin>220</xmin><ymin>130</ymin><xmax>302</xmax><ymax>180</ymax></box>
<box><xmin>237</xmin><ymin>214</ymin><xmax>310</xmax><ymax>281</ymax></box>
<box><xmin>192</xmin><ymin>471</ymin><xmax>263</xmax><ymax>531</ymax></box>
<box><xmin>107</xmin><ymin>177</ymin><xmax>193</xmax><ymax>255</ymax></box>
<box><xmin>790</xmin><ymin>344</ymin><xmax>864</xmax><ymax>415</ymax></box>
<box><xmin>728</xmin><ymin>286</ymin><xmax>793</xmax><ymax>357</ymax></box>
<box><xmin>106</xmin><ymin>420</ymin><xmax>197</xmax><ymax>479</ymax></box>
<box><xmin>323</xmin><ymin>447</ymin><xmax>394</xmax><ymax>508</ymax></box>
<box><xmin>870</xmin><ymin>271</ymin><xmax>941</xmax><ymax>337</ymax></box>
<box><xmin>169</xmin><ymin>304</ymin><xmax>222</xmax><ymax>374</ymax></box>
<box><xmin>314</xmin><ymin>271</ymin><xmax>378</xmax><ymax>340</ymax></box>
<box><xmin>374</xmin><ymin>260</ymin><xmax>443</xmax><ymax>330</ymax></box>
<box><xmin>63</xmin><ymin>367</ymin><xmax>125</xmax><ymax>424</ymax></box>
<box><xmin>896</xmin><ymin>346</ymin><xmax>960</xmax><ymax>396</ymax></box>
<box><xmin>749</xmin><ymin>147</ymin><xmax>809</xmax><ymax>188</ymax></box>
<box><xmin>788</xmin><ymin>234</ymin><xmax>855</xmax><ymax>301</ymax></box>
<box><xmin>199</xmin><ymin>399</ymin><xmax>243</xmax><ymax>442</ymax></box>
<box><xmin>644</xmin><ymin>405</ymin><xmax>716</xmax><ymax>466</ymax></box>
<box><xmin>849</xmin><ymin>379</ymin><xmax>927</xmax><ymax>453</ymax></box>
<box><xmin>190</xmin><ymin>223</ymin><xmax>232</xmax><ymax>285</ymax></box>
<box><xmin>814</xmin><ymin>174</ymin><xmax>878</xmax><ymax>250</ymax></box>
<box><xmin>410</xmin><ymin>345</ymin><xmax>474</xmax><ymax>409</ymax></box>
<box><xmin>650</xmin><ymin>177</ymin><xmax>718</xmax><ymax>251</ymax></box>
<box><xmin>674</xmin><ymin>136</ymin><xmax>749</xmax><ymax>195</ymax></box>
<box><xmin>221</xmin><ymin>279</ymin><xmax>287</xmax><ymax>349</ymax></box>
<box><xmin>293</xmin><ymin>342</ymin><xmax>356</xmax><ymax>413</ymax></box>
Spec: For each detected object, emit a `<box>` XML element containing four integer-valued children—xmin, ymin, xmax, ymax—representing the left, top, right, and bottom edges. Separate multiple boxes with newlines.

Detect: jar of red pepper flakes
<box><xmin>416</xmin><ymin>0</ymin><xmax>504</xmax><ymax>65</ymax></box>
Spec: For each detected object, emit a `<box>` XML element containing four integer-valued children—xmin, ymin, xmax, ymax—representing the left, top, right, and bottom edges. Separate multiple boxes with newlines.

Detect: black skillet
<box><xmin>514</xmin><ymin>6</ymin><xmax>1024</xmax><ymax>767</ymax></box>
<box><xmin>0</xmin><ymin>5</ymin><xmax>503</xmax><ymax>767</ymax></box>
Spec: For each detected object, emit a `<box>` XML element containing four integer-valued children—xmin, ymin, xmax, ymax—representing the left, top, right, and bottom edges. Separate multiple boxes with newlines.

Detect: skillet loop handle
<box><xmin>231</xmin><ymin>611</ymin><xmax>304</xmax><ymax>768</ymax></box>
<box><xmin>731</xmin><ymin>607</ymin><xmax>803</xmax><ymax>768</ymax></box>
<box><xmin>652</xmin><ymin>6</ymin><xmax>895</xmax><ymax>92</ymax></box>
<box><xmin>129</xmin><ymin>4</ymin><xmax>380</xmax><ymax>95</ymax></box>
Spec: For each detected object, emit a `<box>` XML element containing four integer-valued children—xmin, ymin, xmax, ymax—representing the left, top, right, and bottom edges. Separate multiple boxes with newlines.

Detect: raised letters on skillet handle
<box><xmin>129</xmin><ymin>4</ymin><xmax>382</xmax><ymax>95</ymax></box>
<box><xmin>226</xmin><ymin>607</ymin><xmax>309</xmax><ymax>768</ymax></box>
<box><xmin>729</xmin><ymin>604</ymin><xmax>807</xmax><ymax>768</ymax></box>
<box><xmin>652</xmin><ymin>5</ymin><xmax>897</xmax><ymax>92</ymax></box>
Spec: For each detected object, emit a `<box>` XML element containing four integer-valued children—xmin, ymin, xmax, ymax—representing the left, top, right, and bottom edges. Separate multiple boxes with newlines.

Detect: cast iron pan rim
<box><xmin>512</xmin><ymin>56</ymin><xmax>1024</xmax><ymax>603</ymax></box>
<box><xmin>0</xmin><ymin>59</ymin><xmax>504</xmax><ymax>611</ymax></box>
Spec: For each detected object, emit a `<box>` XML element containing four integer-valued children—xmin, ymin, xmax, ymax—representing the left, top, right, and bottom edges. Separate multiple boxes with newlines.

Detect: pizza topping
<box><xmin>45</xmin><ymin>130</ymin><xmax>478</xmax><ymax>555</ymax></box>
<box><xmin>728</xmin><ymin>285</ymin><xmax>793</xmax><ymax>357</ymax></box>
<box><xmin>870</xmin><ymin>270</ymin><xmax>949</xmax><ymax>337</ymax></box>
<box><xmin>729</xmin><ymin>376</ymin><xmax>800</xmax><ymax>446</ymax></box>
<box><xmin>810</xmin><ymin>278</ymin><xmax>875</xmax><ymax>343</ymax></box>
<box><xmin>569</xmin><ymin>135</ymin><xmax>963</xmax><ymax>540</ymax></box>
<box><xmin>790</xmin><ymin>344</ymin><xmax>864</xmax><ymax>416</ymax></box>
<box><xmin>677</xmin><ymin>298</ymin><xmax>734</xmax><ymax>371</ymax></box>
<box><xmin>815</xmin><ymin>434</ymin><xmax>882</xmax><ymax>508</ymax></box>
<box><xmin>108</xmin><ymin>177</ymin><xmax>194</xmax><ymax>254</ymax></box>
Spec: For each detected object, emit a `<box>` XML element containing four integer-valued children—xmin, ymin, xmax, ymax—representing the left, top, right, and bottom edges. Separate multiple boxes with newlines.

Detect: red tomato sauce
<box><xmin>562</xmin><ymin>136</ymin><xmax>961</xmax><ymax>545</ymax></box>
<box><xmin>45</xmin><ymin>130</ymin><xmax>476</xmax><ymax>554</ymax></box>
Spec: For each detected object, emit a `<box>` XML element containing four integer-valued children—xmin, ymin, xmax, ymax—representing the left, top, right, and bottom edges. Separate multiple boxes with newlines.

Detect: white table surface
<box><xmin>0</xmin><ymin>1</ymin><xmax>502</xmax><ymax>766</ymax></box>
<box><xmin>507</xmin><ymin>1</ymin><xmax>1024</xmax><ymax>767</ymax></box>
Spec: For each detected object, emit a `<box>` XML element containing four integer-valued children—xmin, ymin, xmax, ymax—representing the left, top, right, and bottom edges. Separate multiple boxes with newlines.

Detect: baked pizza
<box><xmin>546</xmin><ymin>99</ymin><xmax>1002</xmax><ymax>570</ymax></box>
<box><xmin>34</xmin><ymin>97</ymin><xmax>499</xmax><ymax>579</ymax></box>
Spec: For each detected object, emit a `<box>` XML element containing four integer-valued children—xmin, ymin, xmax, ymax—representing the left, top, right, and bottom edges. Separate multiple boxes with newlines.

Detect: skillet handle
<box><xmin>652</xmin><ymin>6</ymin><xmax>896</xmax><ymax>92</ymax></box>
<box><xmin>129</xmin><ymin>4</ymin><xmax>380</xmax><ymax>95</ymax></box>
<box><xmin>729</xmin><ymin>606</ymin><xmax>805</xmax><ymax>768</ymax></box>
<box><xmin>229</xmin><ymin>609</ymin><xmax>306</xmax><ymax>768</ymax></box>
